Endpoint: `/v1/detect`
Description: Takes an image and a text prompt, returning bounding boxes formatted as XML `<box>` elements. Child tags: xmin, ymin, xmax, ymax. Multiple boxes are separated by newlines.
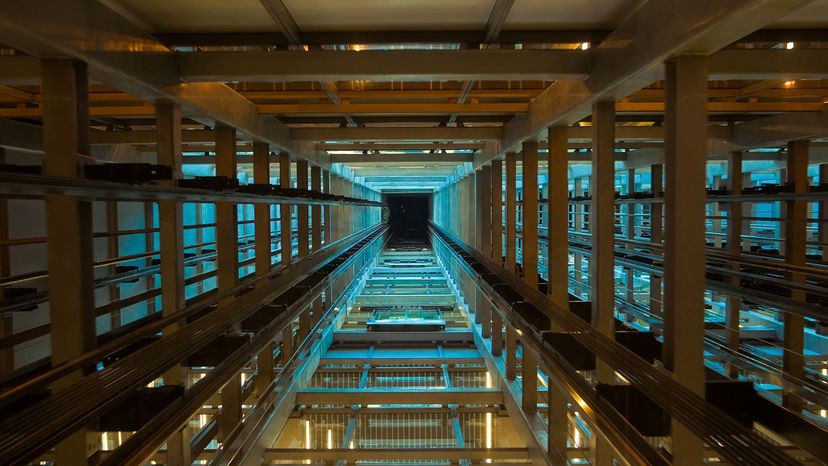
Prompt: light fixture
<box><xmin>784</xmin><ymin>80</ymin><xmax>796</xmax><ymax>88</ymax></box>
<box><xmin>327</xmin><ymin>429</ymin><xmax>333</xmax><ymax>449</ymax></box>
<box><xmin>580</xmin><ymin>42</ymin><xmax>590</xmax><ymax>51</ymax></box>
<box><xmin>786</xmin><ymin>41</ymin><xmax>795</xmax><ymax>50</ymax></box>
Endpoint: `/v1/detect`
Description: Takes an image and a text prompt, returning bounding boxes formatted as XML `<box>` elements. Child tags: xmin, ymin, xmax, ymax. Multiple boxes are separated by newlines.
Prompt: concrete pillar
<box><xmin>783</xmin><ymin>140</ymin><xmax>809</xmax><ymax>410</ymax></box>
<box><xmin>663</xmin><ymin>55</ymin><xmax>708</xmax><ymax>464</ymax></box>
<box><xmin>253</xmin><ymin>142</ymin><xmax>272</xmax><ymax>279</ymax></box>
<box><xmin>215</xmin><ymin>125</ymin><xmax>239</xmax><ymax>305</ymax></box>
<box><xmin>522</xmin><ymin>142</ymin><xmax>539</xmax><ymax>289</ymax></box>
<box><xmin>0</xmin><ymin>147</ymin><xmax>10</xmax><ymax>375</ymax></box>
<box><xmin>491</xmin><ymin>160</ymin><xmax>504</xmax><ymax>356</ymax></box>
<box><xmin>626</xmin><ymin>168</ymin><xmax>636</xmax><ymax>303</ymax></box>
<box><xmin>590</xmin><ymin>100</ymin><xmax>616</xmax><ymax>383</ymax></box>
<box><xmin>215</xmin><ymin>125</ymin><xmax>243</xmax><ymax>438</ymax></box>
<box><xmin>323</xmin><ymin>170</ymin><xmax>331</xmax><ymax>245</ymax></box>
<box><xmin>520</xmin><ymin>142</ymin><xmax>539</xmax><ymax>413</ymax></box>
<box><xmin>649</xmin><ymin>164</ymin><xmax>663</xmax><ymax>316</ymax></box>
<box><xmin>506</xmin><ymin>326</ymin><xmax>517</xmax><ymax>380</ymax></box>
<box><xmin>252</xmin><ymin>142</ymin><xmax>275</xmax><ymax>396</ymax></box>
<box><xmin>280</xmin><ymin>152</ymin><xmax>292</xmax><ymax>266</ymax></box>
<box><xmin>726</xmin><ymin>152</ymin><xmax>743</xmax><ymax>355</ymax></box>
<box><xmin>156</xmin><ymin>102</ymin><xmax>186</xmax><ymax>389</ymax></box>
<box><xmin>820</xmin><ymin>164</ymin><xmax>828</xmax><ymax>262</ymax></box>
<box><xmin>573</xmin><ymin>178</ymin><xmax>584</xmax><ymax>291</ymax></box>
<box><xmin>42</xmin><ymin>58</ymin><xmax>98</xmax><ymax>465</ymax></box>
<box><xmin>506</xmin><ymin>153</ymin><xmax>518</xmax><ymax>274</ymax></box>
<box><xmin>547</xmin><ymin>127</ymin><xmax>569</xmax><ymax>311</ymax></box>
<box><xmin>311</xmin><ymin>166</ymin><xmax>322</xmax><ymax>251</ymax></box>
<box><xmin>296</xmin><ymin>160</ymin><xmax>309</xmax><ymax>257</ymax></box>
<box><xmin>544</xmin><ymin>131</ymin><xmax>572</xmax><ymax>465</ymax></box>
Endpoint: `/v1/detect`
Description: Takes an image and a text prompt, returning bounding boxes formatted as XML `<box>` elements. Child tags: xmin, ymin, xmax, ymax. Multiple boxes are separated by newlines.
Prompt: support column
<box><xmin>522</xmin><ymin>142</ymin><xmax>539</xmax><ymax>289</ymax></box>
<box><xmin>296</xmin><ymin>160</ymin><xmax>309</xmax><ymax>258</ymax></box>
<box><xmin>505</xmin><ymin>153</ymin><xmax>517</xmax><ymax>274</ymax></box>
<box><xmin>0</xmin><ymin>148</ymin><xmax>10</xmax><ymax>375</ymax></box>
<box><xmin>280</xmin><ymin>152</ymin><xmax>292</xmax><ymax>266</ymax></box>
<box><xmin>590</xmin><ymin>101</ymin><xmax>616</xmax><ymax>383</ymax></box>
<box><xmin>323</xmin><ymin>170</ymin><xmax>331</xmax><ymax>246</ymax></box>
<box><xmin>157</xmin><ymin>102</ymin><xmax>185</xmax><ymax>390</ymax></box>
<box><xmin>820</xmin><ymin>164</ymin><xmax>828</xmax><ymax>262</ymax></box>
<box><xmin>649</xmin><ymin>164</ymin><xmax>663</xmax><ymax>316</ymax></box>
<box><xmin>726</xmin><ymin>152</ymin><xmax>743</xmax><ymax>355</ymax></box>
<box><xmin>663</xmin><ymin>55</ymin><xmax>708</xmax><ymax>464</ymax></box>
<box><xmin>215</xmin><ymin>125</ymin><xmax>242</xmax><ymax>441</ymax></box>
<box><xmin>546</xmin><ymin>127</ymin><xmax>570</xmax><ymax>464</ymax></box>
<box><xmin>520</xmin><ymin>142</ymin><xmax>539</xmax><ymax>413</ymax></box>
<box><xmin>783</xmin><ymin>140</ymin><xmax>809</xmax><ymax>410</ymax></box>
<box><xmin>480</xmin><ymin>165</ymin><xmax>492</xmax><ymax>337</ymax></box>
<box><xmin>625</xmin><ymin>168</ymin><xmax>636</xmax><ymax>304</ymax></box>
<box><xmin>253</xmin><ymin>142</ymin><xmax>275</xmax><ymax>397</ymax></box>
<box><xmin>43</xmin><ymin>58</ymin><xmax>98</xmax><ymax>465</ymax></box>
<box><xmin>547</xmin><ymin>127</ymin><xmax>569</xmax><ymax>311</ymax></box>
<box><xmin>573</xmin><ymin>178</ymin><xmax>584</xmax><ymax>292</ymax></box>
<box><xmin>311</xmin><ymin>166</ymin><xmax>322</xmax><ymax>251</ymax></box>
<box><xmin>491</xmin><ymin>160</ymin><xmax>503</xmax><ymax>356</ymax></box>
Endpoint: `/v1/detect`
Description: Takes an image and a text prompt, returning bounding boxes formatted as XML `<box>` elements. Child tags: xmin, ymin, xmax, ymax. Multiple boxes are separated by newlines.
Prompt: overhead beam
<box><xmin>0</xmin><ymin>0</ymin><xmax>330</xmax><ymax>167</ymax></box>
<box><xmin>492</xmin><ymin>0</ymin><xmax>816</xmax><ymax>167</ymax></box>
<box><xmin>291</xmin><ymin>127</ymin><xmax>502</xmax><ymax>142</ymax></box>
<box><xmin>178</xmin><ymin>50</ymin><xmax>590</xmax><ymax>82</ymax></box>
<box><xmin>727</xmin><ymin>108</ymin><xmax>828</xmax><ymax>149</ymax></box>
<box><xmin>320</xmin><ymin>142</ymin><xmax>485</xmax><ymax>151</ymax></box>
<box><xmin>330</xmin><ymin>153</ymin><xmax>473</xmax><ymax>164</ymax></box>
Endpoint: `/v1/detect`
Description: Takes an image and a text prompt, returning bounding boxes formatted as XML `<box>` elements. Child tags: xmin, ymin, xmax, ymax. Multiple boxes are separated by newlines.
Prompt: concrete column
<box><xmin>0</xmin><ymin>148</ymin><xmax>10</xmax><ymax>375</ymax></box>
<box><xmin>311</xmin><ymin>166</ymin><xmax>322</xmax><ymax>251</ymax></box>
<box><xmin>820</xmin><ymin>164</ymin><xmax>828</xmax><ymax>262</ymax></box>
<box><xmin>522</xmin><ymin>142</ymin><xmax>539</xmax><ymax>289</ymax></box>
<box><xmin>573</xmin><ymin>178</ymin><xmax>584</xmax><ymax>291</ymax></box>
<box><xmin>726</xmin><ymin>152</ymin><xmax>743</xmax><ymax>355</ymax></box>
<box><xmin>480</xmin><ymin>166</ymin><xmax>492</xmax><ymax>337</ymax></box>
<box><xmin>663</xmin><ymin>56</ymin><xmax>708</xmax><ymax>464</ymax></box>
<box><xmin>323</xmin><ymin>170</ymin><xmax>331</xmax><ymax>245</ymax></box>
<box><xmin>547</xmin><ymin>127</ymin><xmax>569</xmax><ymax>310</ymax></box>
<box><xmin>296</xmin><ymin>160</ymin><xmax>309</xmax><ymax>257</ymax></box>
<box><xmin>520</xmin><ymin>142</ymin><xmax>539</xmax><ymax>413</ymax></box>
<box><xmin>783</xmin><ymin>140</ymin><xmax>809</xmax><ymax>410</ymax></box>
<box><xmin>590</xmin><ymin>101</ymin><xmax>616</xmax><ymax>383</ymax></box>
<box><xmin>156</xmin><ymin>102</ymin><xmax>186</xmax><ymax>389</ymax></box>
<box><xmin>649</xmin><ymin>164</ymin><xmax>663</xmax><ymax>316</ymax></box>
<box><xmin>280</xmin><ymin>152</ymin><xmax>292</xmax><ymax>266</ymax></box>
<box><xmin>506</xmin><ymin>326</ymin><xmax>517</xmax><ymax>380</ymax></box>
<box><xmin>252</xmin><ymin>142</ymin><xmax>275</xmax><ymax>396</ymax></box>
<box><xmin>215</xmin><ymin>125</ymin><xmax>243</xmax><ymax>438</ymax></box>
<box><xmin>253</xmin><ymin>142</ymin><xmax>272</xmax><ymax>280</ymax></box>
<box><xmin>215</xmin><ymin>125</ymin><xmax>239</xmax><ymax>305</ymax></box>
<box><xmin>711</xmin><ymin>175</ymin><xmax>724</xmax><ymax>248</ymax></box>
<box><xmin>626</xmin><ymin>168</ymin><xmax>636</xmax><ymax>303</ymax></box>
<box><xmin>42</xmin><ymin>58</ymin><xmax>98</xmax><ymax>465</ymax></box>
<box><xmin>491</xmin><ymin>160</ymin><xmax>503</xmax><ymax>356</ymax></box>
<box><xmin>506</xmin><ymin>153</ymin><xmax>518</xmax><ymax>274</ymax></box>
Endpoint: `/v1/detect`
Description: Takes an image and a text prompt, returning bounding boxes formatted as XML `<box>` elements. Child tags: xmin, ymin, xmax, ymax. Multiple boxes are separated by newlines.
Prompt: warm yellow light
<box><xmin>573</xmin><ymin>426</ymin><xmax>581</xmax><ymax>447</ymax></box>
<box><xmin>485</xmin><ymin>372</ymin><xmax>492</xmax><ymax>388</ymax></box>
<box><xmin>349</xmin><ymin>440</ymin><xmax>355</xmax><ymax>449</ymax></box>
<box><xmin>327</xmin><ymin>429</ymin><xmax>333</xmax><ymax>449</ymax></box>
<box><xmin>305</xmin><ymin>420</ymin><xmax>311</xmax><ymax>449</ymax></box>
<box><xmin>786</xmin><ymin>41</ymin><xmax>795</xmax><ymax>50</ymax></box>
<box><xmin>485</xmin><ymin>412</ymin><xmax>493</xmax><ymax>449</ymax></box>
<box><xmin>784</xmin><ymin>80</ymin><xmax>796</xmax><ymax>87</ymax></box>
<box><xmin>580</xmin><ymin>42</ymin><xmax>590</xmax><ymax>51</ymax></box>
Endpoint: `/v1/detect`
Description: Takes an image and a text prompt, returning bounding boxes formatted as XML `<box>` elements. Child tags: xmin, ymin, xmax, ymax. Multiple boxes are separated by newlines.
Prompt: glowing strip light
<box><xmin>305</xmin><ymin>420</ymin><xmax>311</xmax><ymax>449</ymax></box>
<box><xmin>327</xmin><ymin>429</ymin><xmax>333</xmax><ymax>449</ymax></box>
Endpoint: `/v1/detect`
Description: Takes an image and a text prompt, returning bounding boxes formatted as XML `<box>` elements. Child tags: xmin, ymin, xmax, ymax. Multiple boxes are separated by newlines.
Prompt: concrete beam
<box><xmin>494</xmin><ymin>0</ymin><xmax>815</xmax><ymax>165</ymax></box>
<box><xmin>330</xmin><ymin>153</ymin><xmax>473</xmax><ymax>164</ymax></box>
<box><xmin>292</xmin><ymin>126</ymin><xmax>502</xmax><ymax>142</ymax></box>
<box><xmin>178</xmin><ymin>49</ymin><xmax>589</xmax><ymax>83</ymax></box>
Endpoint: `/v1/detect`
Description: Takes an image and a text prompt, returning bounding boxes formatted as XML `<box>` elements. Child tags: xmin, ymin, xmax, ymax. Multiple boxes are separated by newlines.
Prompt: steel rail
<box><xmin>430</xmin><ymin>223</ymin><xmax>801</xmax><ymax>465</ymax></box>
<box><xmin>0</xmin><ymin>223</ymin><xmax>381</xmax><ymax>409</ymax></box>
<box><xmin>0</xmin><ymin>172</ymin><xmax>384</xmax><ymax>207</ymax></box>
<box><xmin>0</xmin><ymin>224</ymin><xmax>386</xmax><ymax>465</ymax></box>
<box><xmin>98</xmin><ymin>227</ymin><xmax>387</xmax><ymax>466</ymax></box>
